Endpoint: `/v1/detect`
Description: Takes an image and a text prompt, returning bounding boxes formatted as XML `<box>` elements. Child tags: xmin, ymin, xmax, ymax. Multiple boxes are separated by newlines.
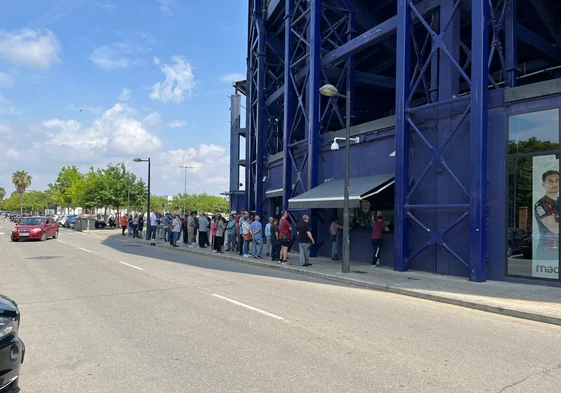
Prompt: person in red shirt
<box><xmin>371</xmin><ymin>215</ymin><xmax>389</xmax><ymax>266</ymax></box>
<box><xmin>279</xmin><ymin>210</ymin><xmax>292</xmax><ymax>265</ymax></box>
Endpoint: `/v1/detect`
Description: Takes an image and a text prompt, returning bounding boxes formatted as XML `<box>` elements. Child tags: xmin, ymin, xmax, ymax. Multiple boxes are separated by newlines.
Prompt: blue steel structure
<box><xmin>232</xmin><ymin>0</ymin><xmax>561</xmax><ymax>283</ymax></box>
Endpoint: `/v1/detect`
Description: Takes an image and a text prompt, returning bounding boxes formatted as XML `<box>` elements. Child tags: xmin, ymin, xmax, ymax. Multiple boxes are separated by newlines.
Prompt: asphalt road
<box><xmin>1</xmin><ymin>221</ymin><xmax>560</xmax><ymax>393</ymax></box>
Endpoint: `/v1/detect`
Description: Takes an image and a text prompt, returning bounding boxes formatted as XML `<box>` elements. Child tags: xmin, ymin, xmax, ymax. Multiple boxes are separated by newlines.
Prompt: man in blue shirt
<box><xmin>250</xmin><ymin>215</ymin><xmax>263</xmax><ymax>258</ymax></box>
<box><xmin>264</xmin><ymin>216</ymin><xmax>273</xmax><ymax>256</ymax></box>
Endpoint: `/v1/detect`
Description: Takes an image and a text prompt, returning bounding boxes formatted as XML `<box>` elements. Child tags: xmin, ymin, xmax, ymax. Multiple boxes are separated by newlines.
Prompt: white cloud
<box><xmin>143</xmin><ymin>112</ymin><xmax>161</xmax><ymax>128</ymax></box>
<box><xmin>0</xmin><ymin>124</ymin><xmax>12</xmax><ymax>135</ymax></box>
<box><xmin>0</xmin><ymin>72</ymin><xmax>14</xmax><ymax>88</ymax></box>
<box><xmin>168</xmin><ymin>120</ymin><xmax>186</xmax><ymax>128</ymax></box>
<box><xmin>0</xmin><ymin>29</ymin><xmax>61</xmax><ymax>69</ymax></box>
<box><xmin>157</xmin><ymin>0</ymin><xmax>181</xmax><ymax>16</ymax></box>
<box><xmin>89</xmin><ymin>33</ymin><xmax>155</xmax><ymax>71</ymax></box>
<box><xmin>150</xmin><ymin>56</ymin><xmax>196</xmax><ymax>103</ymax></box>
<box><xmin>220</xmin><ymin>73</ymin><xmax>245</xmax><ymax>83</ymax></box>
<box><xmin>118</xmin><ymin>88</ymin><xmax>132</xmax><ymax>101</ymax></box>
<box><xmin>43</xmin><ymin>103</ymin><xmax>162</xmax><ymax>156</ymax></box>
<box><xmin>0</xmin><ymin>93</ymin><xmax>22</xmax><ymax>115</ymax></box>
<box><xmin>5</xmin><ymin>148</ymin><xmax>20</xmax><ymax>159</ymax></box>
<box><xmin>93</xmin><ymin>2</ymin><xmax>117</xmax><ymax>10</ymax></box>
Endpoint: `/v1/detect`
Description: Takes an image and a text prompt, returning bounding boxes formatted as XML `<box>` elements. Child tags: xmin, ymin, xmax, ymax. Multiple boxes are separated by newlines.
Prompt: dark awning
<box><xmin>288</xmin><ymin>173</ymin><xmax>394</xmax><ymax>209</ymax></box>
<box><xmin>265</xmin><ymin>189</ymin><xmax>283</xmax><ymax>198</ymax></box>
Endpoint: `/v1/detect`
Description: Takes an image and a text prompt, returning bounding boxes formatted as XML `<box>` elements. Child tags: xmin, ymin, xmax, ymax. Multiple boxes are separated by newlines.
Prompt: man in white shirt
<box><xmin>171</xmin><ymin>214</ymin><xmax>181</xmax><ymax>247</ymax></box>
<box><xmin>150</xmin><ymin>211</ymin><xmax>158</xmax><ymax>240</ymax></box>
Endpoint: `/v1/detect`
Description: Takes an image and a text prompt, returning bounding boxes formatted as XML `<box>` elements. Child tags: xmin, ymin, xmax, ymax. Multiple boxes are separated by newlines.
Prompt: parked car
<box><xmin>507</xmin><ymin>228</ymin><xmax>527</xmax><ymax>257</ymax></box>
<box><xmin>11</xmin><ymin>216</ymin><xmax>60</xmax><ymax>241</ymax></box>
<box><xmin>0</xmin><ymin>294</ymin><xmax>25</xmax><ymax>393</ymax></box>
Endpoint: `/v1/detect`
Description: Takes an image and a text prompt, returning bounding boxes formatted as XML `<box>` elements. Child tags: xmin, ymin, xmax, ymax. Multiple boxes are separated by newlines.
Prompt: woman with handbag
<box><xmin>242</xmin><ymin>216</ymin><xmax>252</xmax><ymax>257</ymax></box>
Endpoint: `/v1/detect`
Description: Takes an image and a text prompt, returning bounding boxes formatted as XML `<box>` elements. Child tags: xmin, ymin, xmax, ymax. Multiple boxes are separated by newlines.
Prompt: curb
<box><xmin>120</xmin><ymin>237</ymin><xmax>561</xmax><ymax>327</ymax></box>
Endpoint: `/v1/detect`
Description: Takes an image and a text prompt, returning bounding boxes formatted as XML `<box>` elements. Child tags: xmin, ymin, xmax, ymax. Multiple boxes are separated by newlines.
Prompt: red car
<box><xmin>11</xmin><ymin>216</ymin><xmax>60</xmax><ymax>242</ymax></box>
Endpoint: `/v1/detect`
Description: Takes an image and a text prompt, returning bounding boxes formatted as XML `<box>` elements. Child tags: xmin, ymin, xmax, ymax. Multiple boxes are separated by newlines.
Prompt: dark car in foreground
<box><xmin>11</xmin><ymin>216</ymin><xmax>59</xmax><ymax>242</ymax></box>
<box><xmin>0</xmin><ymin>295</ymin><xmax>25</xmax><ymax>393</ymax></box>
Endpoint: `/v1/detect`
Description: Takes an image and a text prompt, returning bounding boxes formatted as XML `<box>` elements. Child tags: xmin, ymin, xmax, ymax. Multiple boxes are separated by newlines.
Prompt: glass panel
<box><xmin>508</xmin><ymin>109</ymin><xmax>559</xmax><ymax>154</ymax></box>
<box><xmin>507</xmin><ymin>155</ymin><xmax>559</xmax><ymax>279</ymax></box>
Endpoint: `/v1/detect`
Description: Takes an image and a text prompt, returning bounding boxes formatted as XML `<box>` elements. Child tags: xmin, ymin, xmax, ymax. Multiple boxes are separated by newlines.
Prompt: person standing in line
<box><xmin>127</xmin><ymin>214</ymin><xmax>133</xmax><ymax>236</ymax></box>
<box><xmin>226</xmin><ymin>214</ymin><xmax>236</xmax><ymax>251</ymax></box>
<box><xmin>241</xmin><ymin>214</ymin><xmax>252</xmax><ymax>257</ymax></box>
<box><xmin>238</xmin><ymin>211</ymin><xmax>247</xmax><ymax>255</ymax></box>
<box><xmin>371</xmin><ymin>215</ymin><xmax>389</xmax><ymax>266</ymax></box>
<box><xmin>193</xmin><ymin>213</ymin><xmax>199</xmax><ymax>246</ymax></box>
<box><xmin>132</xmin><ymin>213</ymin><xmax>139</xmax><ymax>238</ymax></box>
<box><xmin>214</xmin><ymin>213</ymin><xmax>226</xmax><ymax>253</ymax></box>
<box><xmin>149</xmin><ymin>211</ymin><xmax>158</xmax><ymax>240</ymax></box>
<box><xmin>265</xmin><ymin>217</ymin><xmax>273</xmax><ymax>256</ymax></box>
<box><xmin>251</xmin><ymin>215</ymin><xmax>263</xmax><ymax>258</ymax></box>
<box><xmin>182</xmin><ymin>213</ymin><xmax>189</xmax><ymax>244</ymax></box>
<box><xmin>198</xmin><ymin>213</ymin><xmax>209</xmax><ymax>248</ymax></box>
<box><xmin>187</xmin><ymin>211</ymin><xmax>196</xmax><ymax>247</ymax></box>
<box><xmin>270</xmin><ymin>218</ymin><xmax>280</xmax><ymax>262</ymax></box>
<box><xmin>137</xmin><ymin>213</ymin><xmax>144</xmax><ymax>239</ymax></box>
<box><xmin>210</xmin><ymin>215</ymin><xmax>217</xmax><ymax>251</ymax></box>
<box><xmin>297</xmin><ymin>215</ymin><xmax>315</xmax><ymax>266</ymax></box>
<box><xmin>279</xmin><ymin>210</ymin><xmax>292</xmax><ymax>265</ymax></box>
<box><xmin>163</xmin><ymin>212</ymin><xmax>170</xmax><ymax>242</ymax></box>
<box><xmin>120</xmin><ymin>214</ymin><xmax>128</xmax><ymax>236</ymax></box>
<box><xmin>330</xmin><ymin>218</ymin><xmax>344</xmax><ymax>260</ymax></box>
<box><xmin>171</xmin><ymin>214</ymin><xmax>181</xmax><ymax>247</ymax></box>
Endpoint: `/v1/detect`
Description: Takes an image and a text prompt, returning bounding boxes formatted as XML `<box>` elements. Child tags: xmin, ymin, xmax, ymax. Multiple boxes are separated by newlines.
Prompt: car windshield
<box><xmin>20</xmin><ymin>218</ymin><xmax>45</xmax><ymax>226</ymax></box>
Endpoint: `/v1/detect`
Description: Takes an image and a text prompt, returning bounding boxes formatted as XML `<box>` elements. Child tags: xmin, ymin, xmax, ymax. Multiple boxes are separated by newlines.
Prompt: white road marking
<box><xmin>57</xmin><ymin>240</ymin><xmax>66</xmax><ymax>244</ymax></box>
<box><xmin>78</xmin><ymin>247</ymin><xmax>91</xmax><ymax>253</ymax></box>
<box><xmin>0</xmin><ymin>232</ymin><xmax>5</xmax><ymax>235</ymax></box>
<box><xmin>212</xmin><ymin>294</ymin><xmax>284</xmax><ymax>320</ymax></box>
<box><xmin>119</xmin><ymin>261</ymin><xmax>144</xmax><ymax>271</ymax></box>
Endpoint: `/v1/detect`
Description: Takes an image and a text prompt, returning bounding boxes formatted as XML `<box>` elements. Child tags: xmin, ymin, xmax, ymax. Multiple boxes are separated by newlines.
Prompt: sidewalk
<box><xmin>103</xmin><ymin>231</ymin><xmax>561</xmax><ymax>326</ymax></box>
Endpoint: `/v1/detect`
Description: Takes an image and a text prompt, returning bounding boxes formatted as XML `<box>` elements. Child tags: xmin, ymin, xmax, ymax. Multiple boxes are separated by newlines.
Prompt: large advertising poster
<box><xmin>532</xmin><ymin>155</ymin><xmax>560</xmax><ymax>279</ymax></box>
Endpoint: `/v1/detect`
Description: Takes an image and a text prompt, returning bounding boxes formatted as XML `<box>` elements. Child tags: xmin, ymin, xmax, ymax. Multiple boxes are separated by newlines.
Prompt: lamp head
<box><xmin>330</xmin><ymin>141</ymin><xmax>340</xmax><ymax>151</ymax></box>
<box><xmin>319</xmin><ymin>84</ymin><xmax>339</xmax><ymax>97</ymax></box>
<box><xmin>133</xmin><ymin>158</ymin><xmax>142</xmax><ymax>162</ymax></box>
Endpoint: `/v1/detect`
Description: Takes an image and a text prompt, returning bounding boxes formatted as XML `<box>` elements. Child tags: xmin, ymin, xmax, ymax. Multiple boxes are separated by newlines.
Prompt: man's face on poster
<box><xmin>543</xmin><ymin>173</ymin><xmax>560</xmax><ymax>194</ymax></box>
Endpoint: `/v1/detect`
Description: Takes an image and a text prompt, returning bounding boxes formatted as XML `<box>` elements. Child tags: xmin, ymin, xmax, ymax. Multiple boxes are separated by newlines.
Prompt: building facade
<box><xmin>229</xmin><ymin>0</ymin><xmax>561</xmax><ymax>286</ymax></box>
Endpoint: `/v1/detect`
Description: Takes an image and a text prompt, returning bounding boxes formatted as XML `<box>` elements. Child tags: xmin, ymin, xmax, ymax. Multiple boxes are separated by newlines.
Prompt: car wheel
<box><xmin>507</xmin><ymin>246</ymin><xmax>512</xmax><ymax>257</ymax></box>
<box><xmin>41</xmin><ymin>232</ymin><xmax>47</xmax><ymax>241</ymax></box>
<box><xmin>53</xmin><ymin>230</ymin><xmax>59</xmax><ymax>239</ymax></box>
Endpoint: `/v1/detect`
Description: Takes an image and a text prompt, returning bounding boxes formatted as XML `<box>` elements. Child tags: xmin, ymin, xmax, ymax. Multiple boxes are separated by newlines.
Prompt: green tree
<box><xmin>51</xmin><ymin>166</ymin><xmax>85</xmax><ymax>209</ymax></box>
<box><xmin>1</xmin><ymin>194</ymin><xmax>20</xmax><ymax>212</ymax></box>
<box><xmin>0</xmin><ymin>187</ymin><xmax>5</xmax><ymax>202</ymax></box>
<box><xmin>12</xmin><ymin>170</ymin><xmax>32</xmax><ymax>214</ymax></box>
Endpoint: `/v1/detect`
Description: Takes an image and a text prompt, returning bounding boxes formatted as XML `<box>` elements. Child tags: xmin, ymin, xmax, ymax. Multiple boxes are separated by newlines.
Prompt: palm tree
<box><xmin>12</xmin><ymin>171</ymin><xmax>32</xmax><ymax>214</ymax></box>
<box><xmin>0</xmin><ymin>187</ymin><xmax>5</xmax><ymax>202</ymax></box>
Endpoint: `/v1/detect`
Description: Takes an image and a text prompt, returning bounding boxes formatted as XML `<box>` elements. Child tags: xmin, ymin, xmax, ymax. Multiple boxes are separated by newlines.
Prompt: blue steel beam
<box><xmin>516</xmin><ymin>23</ymin><xmax>561</xmax><ymax>64</ymax></box>
<box><xmin>282</xmin><ymin>0</ymin><xmax>294</xmax><ymax>212</ymax></box>
<box><xmin>469</xmin><ymin>0</ymin><xmax>489</xmax><ymax>282</ymax></box>
<box><xmin>306</xmin><ymin>0</ymin><xmax>321</xmax><ymax>257</ymax></box>
<box><xmin>394</xmin><ymin>0</ymin><xmax>411</xmax><ymax>272</ymax></box>
<box><xmin>322</xmin><ymin>0</ymin><xmax>441</xmax><ymax>67</ymax></box>
<box><xmin>505</xmin><ymin>0</ymin><xmax>517</xmax><ymax>87</ymax></box>
<box><xmin>255</xmin><ymin>1</ymin><xmax>266</xmax><ymax>217</ymax></box>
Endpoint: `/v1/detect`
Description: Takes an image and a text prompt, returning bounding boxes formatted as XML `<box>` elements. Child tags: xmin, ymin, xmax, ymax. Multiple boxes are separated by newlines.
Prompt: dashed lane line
<box><xmin>78</xmin><ymin>247</ymin><xmax>91</xmax><ymax>253</ymax></box>
<box><xmin>212</xmin><ymin>294</ymin><xmax>284</xmax><ymax>320</ymax></box>
<box><xmin>56</xmin><ymin>240</ymin><xmax>66</xmax><ymax>244</ymax></box>
<box><xmin>119</xmin><ymin>261</ymin><xmax>144</xmax><ymax>271</ymax></box>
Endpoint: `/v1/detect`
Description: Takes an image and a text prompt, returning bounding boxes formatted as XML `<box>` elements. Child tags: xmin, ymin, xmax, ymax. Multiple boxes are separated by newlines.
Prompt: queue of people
<box><xmin>118</xmin><ymin>209</ymin><xmax>390</xmax><ymax>268</ymax></box>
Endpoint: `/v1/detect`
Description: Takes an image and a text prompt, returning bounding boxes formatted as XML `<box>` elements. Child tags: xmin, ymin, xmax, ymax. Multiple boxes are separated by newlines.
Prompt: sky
<box><xmin>0</xmin><ymin>0</ymin><xmax>248</xmax><ymax>197</ymax></box>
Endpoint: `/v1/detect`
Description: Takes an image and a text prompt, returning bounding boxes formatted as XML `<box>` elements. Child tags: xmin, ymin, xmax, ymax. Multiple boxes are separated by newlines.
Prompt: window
<box><xmin>507</xmin><ymin>109</ymin><xmax>560</xmax><ymax>280</ymax></box>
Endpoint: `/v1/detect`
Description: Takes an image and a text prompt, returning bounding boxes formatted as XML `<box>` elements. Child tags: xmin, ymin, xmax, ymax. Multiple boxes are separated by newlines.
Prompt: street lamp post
<box><xmin>179</xmin><ymin>165</ymin><xmax>193</xmax><ymax>215</ymax></box>
<box><xmin>134</xmin><ymin>157</ymin><xmax>151</xmax><ymax>241</ymax></box>
<box><xmin>319</xmin><ymin>83</ymin><xmax>356</xmax><ymax>273</ymax></box>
